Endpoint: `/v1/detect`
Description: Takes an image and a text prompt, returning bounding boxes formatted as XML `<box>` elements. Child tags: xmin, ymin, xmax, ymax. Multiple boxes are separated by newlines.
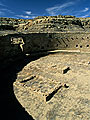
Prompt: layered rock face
<box><xmin>15</xmin><ymin>15</ymin><xmax>90</xmax><ymax>32</ymax></box>
<box><xmin>1</xmin><ymin>15</ymin><xmax>90</xmax><ymax>32</ymax></box>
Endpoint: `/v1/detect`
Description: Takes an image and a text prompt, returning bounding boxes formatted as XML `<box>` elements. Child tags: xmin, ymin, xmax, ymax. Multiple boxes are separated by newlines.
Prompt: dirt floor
<box><xmin>14</xmin><ymin>52</ymin><xmax>90</xmax><ymax>120</ymax></box>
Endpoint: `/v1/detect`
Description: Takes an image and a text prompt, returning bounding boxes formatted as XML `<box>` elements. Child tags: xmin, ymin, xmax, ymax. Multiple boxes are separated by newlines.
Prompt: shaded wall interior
<box><xmin>1</xmin><ymin>33</ymin><xmax>90</xmax><ymax>61</ymax></box>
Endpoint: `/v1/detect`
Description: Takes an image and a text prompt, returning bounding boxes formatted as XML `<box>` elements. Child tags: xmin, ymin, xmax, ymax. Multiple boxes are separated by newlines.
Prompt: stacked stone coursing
<box><xmin>1</xmin><ymin>15</ymin><xmax>90</xmax><ymax>68</ymax></box>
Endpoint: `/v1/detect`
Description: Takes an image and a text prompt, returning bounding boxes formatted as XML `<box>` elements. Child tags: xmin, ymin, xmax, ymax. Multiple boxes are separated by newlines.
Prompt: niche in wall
<box><xmin>80</xmin><ymin>45</ymin><xmax>82</xmax><ymax>48</ymax></box>
<box><xmin>86</xmin><ymin>45</ymin><xmax>89</xmax><ymax>48</ymax></box>
<box><xmin>76</xmin><ymin>45</ymin><xmax>78</xmax><ymax>48</ymax></box>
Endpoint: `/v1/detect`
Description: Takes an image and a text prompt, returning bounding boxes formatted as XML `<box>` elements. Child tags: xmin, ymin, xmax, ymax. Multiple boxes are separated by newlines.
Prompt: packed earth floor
<box><xmin>14</xmin><ymin>52</ymin><xmax>90</xmax><ymax>120</ymax></box>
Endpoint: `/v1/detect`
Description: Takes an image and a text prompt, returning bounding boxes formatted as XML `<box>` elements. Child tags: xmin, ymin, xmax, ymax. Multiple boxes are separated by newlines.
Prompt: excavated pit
<box><xmin>13</xmin><ymin>52</ymin><xmax>90</xmax><ymax>120</ymax></box>
<box><xmin>1</xmin><ymin>16</ymin><xmax>90</xmax><ymax>120</ymax></box>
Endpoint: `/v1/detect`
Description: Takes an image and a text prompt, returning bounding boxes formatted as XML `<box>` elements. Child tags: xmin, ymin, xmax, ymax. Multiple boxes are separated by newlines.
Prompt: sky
<box><xmin>0</xmin><ymin>0</ymin><xmax>90</xmax><ymax>19</ymax></box>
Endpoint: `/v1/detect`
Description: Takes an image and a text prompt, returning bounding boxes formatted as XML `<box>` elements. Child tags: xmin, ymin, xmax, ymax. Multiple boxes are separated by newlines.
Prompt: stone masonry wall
<box><xmin>1</xmin><ymin>32</ymin><xmax>90</xmax><ymax>61</ymax></box>
<box><xmin>1</xmin><ymin>32</ymin><xmax>90</xmax><ymax>69</ymax></box>
<box><xmin>23</xmin><ymin>33</ymin><xmax>90</xmax><ymax>53</ymax></box>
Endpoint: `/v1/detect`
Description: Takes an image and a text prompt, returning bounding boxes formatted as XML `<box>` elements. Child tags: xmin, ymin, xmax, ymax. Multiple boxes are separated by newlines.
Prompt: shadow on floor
<box><xmin>0</xmin><ymin>53</ymin><xmax>49</xmax><ymax>120</ymax></box>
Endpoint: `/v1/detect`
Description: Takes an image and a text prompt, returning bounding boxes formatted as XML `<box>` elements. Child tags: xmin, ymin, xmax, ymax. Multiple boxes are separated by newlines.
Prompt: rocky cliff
<box><xmin>1</xmin><ymin>15</ymin><xmax>90</xmax><ymax>33</ymax></box>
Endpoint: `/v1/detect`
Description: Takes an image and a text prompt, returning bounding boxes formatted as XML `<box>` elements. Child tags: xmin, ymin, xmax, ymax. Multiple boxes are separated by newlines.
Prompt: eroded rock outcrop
<box><xmin>1</xmin><ymin>15</ymin><xmax>90</xmax><ymax>33</ymax></box>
